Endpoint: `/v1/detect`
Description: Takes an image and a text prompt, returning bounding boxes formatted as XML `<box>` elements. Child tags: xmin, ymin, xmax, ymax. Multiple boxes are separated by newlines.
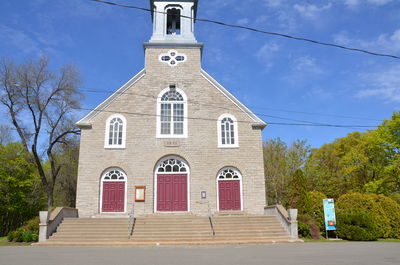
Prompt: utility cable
<box><xmin>87</xmin><ymin>0</ymin><xmax>400</xmax><ymax>60</ymax></box>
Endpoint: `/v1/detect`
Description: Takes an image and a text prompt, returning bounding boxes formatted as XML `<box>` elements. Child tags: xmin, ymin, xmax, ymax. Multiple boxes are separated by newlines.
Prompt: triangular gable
<box><xmin>76</xmin><ymin>69</ymin><xmax>146</xmax><ymax>128</ymax></box>
<box><xmin>200</xmin><ymin>69</ymin><xmax>267</xmax><ymax>128</ymax></box>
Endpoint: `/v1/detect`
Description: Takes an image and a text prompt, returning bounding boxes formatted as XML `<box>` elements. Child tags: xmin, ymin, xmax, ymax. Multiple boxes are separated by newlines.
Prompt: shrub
<box><xmin>298</xmin><ymin>215</ymin><xmax>321</xmax><ymax>240</ymax></box>
<box><xmin>336</xmin><ymin>193</ymin><xmax>391</xmax><ymax>238</ymax></box>
<box><xmin>298</xmin><ymin>221</ymin><xmax>311</xmax><ymax>238</ymax></box>
<box><xmin>369</xmin><ymin>194</ymin><xmax>400</xmax><ymax>238</ymax></box>
<box><xmin>10</xmin><ymin>227</ymin><xmax>25</xmax><ymax>242</ymax></box>
<box><xmin>22</xmin><ymin>231</ymin><xmax>38</xmax><ymax>242</ymax></box>
<box><xmin>336</xmin><ymin>212</ymin><xmax>379</xmax><ymax>241</ymax></box>
<box><xmin>24</xmin><ymin>217</ymin><xmax>39</xmax><ymax>234</ymax></box>
<box><xmin>6</xmin><ymin>216</ymin><xmax>40</xmax><ymax>243</ymax></box>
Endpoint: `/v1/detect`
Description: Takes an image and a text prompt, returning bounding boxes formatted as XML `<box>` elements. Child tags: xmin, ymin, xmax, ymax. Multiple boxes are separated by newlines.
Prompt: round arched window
<box><xmin>102</xmin><ymin>169</ymin><xmax>126</xmax><ymax>181</ymax></box>
<box><xmin>157</xmin><ymin>158</ymin><xmax>188</xmax><ymax>173</ymax></box>
<box><xmin>217</xmin><ymin>168</ymin><xmax>241</xmax><ymax>180</ymax></box>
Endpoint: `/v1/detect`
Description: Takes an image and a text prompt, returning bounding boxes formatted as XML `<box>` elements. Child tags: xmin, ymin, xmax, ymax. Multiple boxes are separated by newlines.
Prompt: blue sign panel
<box><xmin>323</xmin><ymin>199</ymin><xmax>336</xmax><ymax>231</ymax></box>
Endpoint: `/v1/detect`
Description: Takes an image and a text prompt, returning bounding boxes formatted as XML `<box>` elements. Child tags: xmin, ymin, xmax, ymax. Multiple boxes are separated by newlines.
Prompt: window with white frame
<box><xmin>105</xmin><ymin>114</ymin><xmax>126</xmax><ymax>148</ymax></box>
<box><xmin>218</xmin><ymin>114</ymin><xmax>239</xmax><ymax>148</ymax></box>
<box><xmin>157</xmin><ymin>87</ymin><xmax>187</xmax><ymax>138</ymax></box>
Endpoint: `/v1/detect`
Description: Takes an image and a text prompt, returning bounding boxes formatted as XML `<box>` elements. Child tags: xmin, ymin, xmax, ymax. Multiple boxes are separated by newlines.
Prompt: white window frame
<box><xmin>156</xmin><ymin>87</ymin><xmax>188</xmax><ymax>138</ymax></box>
<box><xmin>216</xmin><ymin>167</ymin><xmax>243</xmax><ymax>212</ymax></box>
<box><xmin>99</xmin><ymin>168</ymin><xmax>128</xmax><ymax>214</ymax></box>
<box><xmin>104</xmin><ymin>114</ymin><xmax>127</xmax><ymax>149</ymax></box>
<box><xmin>217</xmin><ymin>114</ymin><xmax>239</xmax><ymax>148</ymax></box>
<box><xmin>153</xmin><ymin>156</ymin><xmax>191</xmax><ymax>213</ymax></box>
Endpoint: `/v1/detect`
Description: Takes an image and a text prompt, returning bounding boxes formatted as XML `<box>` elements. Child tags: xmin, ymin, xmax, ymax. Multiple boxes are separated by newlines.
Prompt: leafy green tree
<box><xmin>0</xmin><ymin>143</ymin><xmax>45</xmax><ymax>236</ymax></box>
<box><xmin>264</xmin><ymin>138</ymin><xmax>310</xmax><ymax>205</ymax></box>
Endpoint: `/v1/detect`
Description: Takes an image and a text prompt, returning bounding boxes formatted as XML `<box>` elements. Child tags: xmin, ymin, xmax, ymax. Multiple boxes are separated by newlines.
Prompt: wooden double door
<box><xmin>157</xmin><ymin>174</ymin><xmax>188</xmax><ymax>212</ymax></box>
<box><xmin>102</xmin><ymin>181</ymin><xmax>125</xmax><ymax>212</ymax></box>
<box><xmin>218</xmin><ymin>180</ymin><xmax>241</xmax><ymax>211</ymax></box>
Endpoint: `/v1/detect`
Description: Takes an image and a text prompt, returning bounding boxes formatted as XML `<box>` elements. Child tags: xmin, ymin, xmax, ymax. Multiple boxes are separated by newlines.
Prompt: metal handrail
<box><xmin>208</xmin><ymin>202</ymin><xmax>215</xmax><ymax>236</ymax></box>
<box><xmin>128</xmin><ymin>203</ymin><xmax>136</xmax><ymax>238</ymax></box>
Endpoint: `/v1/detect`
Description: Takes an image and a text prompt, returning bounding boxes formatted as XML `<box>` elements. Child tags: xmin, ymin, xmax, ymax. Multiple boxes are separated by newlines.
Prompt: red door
<box><xmin>102</xmin><ymin>182</ymin><xmax>125</xmax><ymax>212</ymax></box>
<box><xmin>157</xmin><ymin>174</ymin><xmax>188</xmax><ymax>211</ymax></box>
<box><xmin>218</xmin><ymin>180</ymin><xmax>241</xmax><ymax>211</ymax></box>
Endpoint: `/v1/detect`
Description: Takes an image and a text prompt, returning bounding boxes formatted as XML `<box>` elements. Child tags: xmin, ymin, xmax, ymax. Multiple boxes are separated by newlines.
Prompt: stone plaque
<box><xmin>164</xmin><ymin>140</ymin><xmax>180</xmax><ymax>147</ymax></box>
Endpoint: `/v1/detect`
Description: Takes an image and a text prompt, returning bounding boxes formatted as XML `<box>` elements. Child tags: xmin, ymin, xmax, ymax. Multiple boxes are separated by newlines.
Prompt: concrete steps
<box><xmin>40</xmin><ymin>213</ymin><xmax>300</xmax><ymax>245</ymax></box>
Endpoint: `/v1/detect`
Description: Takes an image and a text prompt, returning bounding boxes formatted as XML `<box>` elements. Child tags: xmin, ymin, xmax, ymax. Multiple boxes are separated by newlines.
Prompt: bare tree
<box><xmin>0</xmin><ymin>56</ymin><xmax>82</xmax><ymax>211</ymax></box>
<box><xmin>0</xmin><ymin>124</ymin><xmax>13</xmax><ymax>145</ymax></box>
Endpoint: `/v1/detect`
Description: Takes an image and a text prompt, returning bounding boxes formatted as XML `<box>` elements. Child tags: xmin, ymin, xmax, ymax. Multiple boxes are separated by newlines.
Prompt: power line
<box><xmin>75</xmin><ymin>106</ymin><xmax>381</xmax><ymax>129</ymax></box>
<box><xmin>87</xmin><ymin>0</ymin><xmax>400</xmax><ymax>60</ymax></box>
<box><xmin>78</xmin><ymin>87</ymin><xmax>378</xmax><ymax>128</ymax></box>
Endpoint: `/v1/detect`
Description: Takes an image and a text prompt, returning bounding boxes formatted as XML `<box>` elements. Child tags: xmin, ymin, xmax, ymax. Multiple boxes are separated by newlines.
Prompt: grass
<box><xmin>0</xmin><ymin>236</ymin><xmax>31</xmax><ymax>246</ymax></box>
<box><xmin>302</xmin><ymin>237</ymin><xmax>400</xmax><ymax>243</ymax></box>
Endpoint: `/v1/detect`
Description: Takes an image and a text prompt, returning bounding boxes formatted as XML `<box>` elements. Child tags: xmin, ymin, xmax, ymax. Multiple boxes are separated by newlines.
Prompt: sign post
<box><xmin>323</xmin><ymin>198</ymin><xmax>336</xmax><ymax>239</ymax></box>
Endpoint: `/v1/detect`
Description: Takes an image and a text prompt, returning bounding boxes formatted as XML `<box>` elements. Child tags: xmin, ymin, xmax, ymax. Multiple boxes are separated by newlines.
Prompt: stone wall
<box><xmin>76</xmin><ymin>47</ymin><xmax>265</xmax><ymax>217</ymax></box>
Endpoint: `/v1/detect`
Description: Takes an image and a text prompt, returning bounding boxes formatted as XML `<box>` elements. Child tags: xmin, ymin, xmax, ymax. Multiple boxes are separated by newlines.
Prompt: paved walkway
<box><xmin>1</xmin><ymin>243</ymin><xmax>399</xmax><ymax>265</ymax></box>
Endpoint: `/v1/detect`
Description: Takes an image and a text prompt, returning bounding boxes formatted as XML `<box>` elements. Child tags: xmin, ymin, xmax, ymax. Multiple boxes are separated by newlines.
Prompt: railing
<box><xmin>264</xmin><ymin>205</ymin><xmax>298</xmax><ymax>239</ymax></box>
<box><xmin>39</xmin><ymin>207</ymin><xmax>78</xmax><ymax>242</ymax></box>
<box><xmin>208</xmin><ymin>202</ymin><xmax>215</xmax><ymax>236</ymax></box>
<box><xmin>128</xmin><ymin>203</ymin><xmax>136</xmax><ymax>238</ymax></box>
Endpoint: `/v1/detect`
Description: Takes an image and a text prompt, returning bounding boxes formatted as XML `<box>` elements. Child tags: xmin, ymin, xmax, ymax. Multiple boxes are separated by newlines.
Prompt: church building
<box><xmin>75</xmin><ymin>0</ymin><xmax>266</xmax><ymax>218</ymax></box>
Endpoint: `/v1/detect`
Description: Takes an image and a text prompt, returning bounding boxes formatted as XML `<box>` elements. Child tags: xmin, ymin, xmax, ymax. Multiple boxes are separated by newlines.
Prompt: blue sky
<box><xmin>0</xmin><ymin>0</ymin><xmax>399</xmax><ymax>147</ymax></box>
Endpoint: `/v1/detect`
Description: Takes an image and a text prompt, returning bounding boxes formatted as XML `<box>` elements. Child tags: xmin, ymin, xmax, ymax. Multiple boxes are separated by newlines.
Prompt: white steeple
<box><xmin>149</xmin><ymin>0</ymin><xmax>198</xmax><ymax>43</ymax></box>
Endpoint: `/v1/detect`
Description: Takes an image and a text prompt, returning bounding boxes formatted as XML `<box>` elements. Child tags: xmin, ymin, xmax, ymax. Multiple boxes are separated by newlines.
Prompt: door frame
<box><xmin>99</xmin><ymin>168</ymin><xmax>127</xmax><ymax>214</ymax></box>
<box><xmin>216</xmin><ymin>167</ymin><xmax>243</xmax><ymax>212</ymax></box>
<box><xmin>154</xmin><ymin>156</ymin><xmax>190</xmax><ymax>213</ymax></box>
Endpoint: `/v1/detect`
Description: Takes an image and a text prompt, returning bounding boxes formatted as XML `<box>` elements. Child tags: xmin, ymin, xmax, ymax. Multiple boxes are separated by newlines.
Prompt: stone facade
<box><xmin>75</xmin><ymin>0</ymin><xmax>266</xmax><ymax>218</ymax></box>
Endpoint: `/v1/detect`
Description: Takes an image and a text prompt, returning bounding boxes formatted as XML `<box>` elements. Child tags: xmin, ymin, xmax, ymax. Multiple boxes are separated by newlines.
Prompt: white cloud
<box><xmin>264</xmin><ymin>0</ymin><xmax>286</xmax><ymax>8</ymax></box>
<box><xmin>357</xmin><ymin>65</ymin><xmax>400</xmax><ymax>102</ymax></box>
<box><xmin>343</xmin><ymin>0</ymin><xmax>393</xmax><ymax>7</ymax></box>
<box><xmin>292</xmin><ymin>56</ymin><xmax>324</xmax><ymax>74</ymax></box>
<box><xmin>0</xmin><ymin>25</ymin><xmax>42</xmax><ymax>55</ymax></box>
<box><xmin>237</xmin><ymin>18</ymin><xmax>249</xmax><ymax>25</ymax></box>
<box><xmin>293</xmin><ymin>3</ymin><xmax>332</xmax><ymax>20</ymax></box>
<box><xmin>334</xmin><ymin>29</ymin><xmax>400</xmax><ymax>53</ymax></box>
<box><xmin>256</xmin><ymin>41</ymin><xmax>280</xmax><ymax>71</ymax></box>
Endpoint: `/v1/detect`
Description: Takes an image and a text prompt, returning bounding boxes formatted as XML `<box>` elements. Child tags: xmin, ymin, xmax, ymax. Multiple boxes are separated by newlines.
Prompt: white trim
<box><xmin>99</xmin><ymin>168</ymin><xmax>128</xmax><ymax>214</ymax></box>
<box><xmin>216</xmin><ymin>167</ymin><xmax>243</xmax><ymax>212</ymax></box>
<box><xmin>217</xmin><ymin>113</ymin><xmax>239</xmax><ymax>148</ymax></box>
<box><xmin>153</xmin><ymin>156</ymin><xmax>191</xmax><ymax>213</ymax></box>
<box><xmin>104</xmin><ymin>114</ymin><xmax>127</xmax><ymax>149</ymax></box>
<box><xmin>158</xmin><ymin>50</ymin><xmax>187</xmax><ymax>67</ymax></box>
<box><xmin>200</xmin><ymin>69</ymin><xmax>266</xmax><ymax>127</ymax></box>
<box><xmin>156</xmin><ymin>87</ymin><xmax>188</xmax><ymax>138</ymax></box>
<box><xmin>76</xmin><ymin>69</ymin><xmax>146</xmax><ymax>127</ymax></box>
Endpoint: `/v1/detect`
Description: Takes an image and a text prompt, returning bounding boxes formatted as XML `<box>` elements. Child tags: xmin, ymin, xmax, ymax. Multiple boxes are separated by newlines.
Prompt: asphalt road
<box><xmin>0</xmin><ymin>243</ymin><xmax>399</xmax><ymax>265</ymax></box>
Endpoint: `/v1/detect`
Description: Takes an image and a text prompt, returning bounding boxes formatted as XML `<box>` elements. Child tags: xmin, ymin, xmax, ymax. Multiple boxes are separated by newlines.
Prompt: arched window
<box><xmin>218</xmin><ymin>114</ymin><xmax>239</xmax><ymax>148</ymax></box>
<box><xmin>157</xmin><ymin>87</ymin><xmax>187</xmax><ymax>138</ymax></box>
<box><xmin>105</xmin><ymin>114</ymin><xmax>126</xmax><ymax>148</ymax></box>
<box><xmin>166</xmin><ymin>7</ymin><xmax>181</xmax><ymax>35</ymax></box>
<box><xmin>157</xmin><ymin>157</ymin><xmax>188</xmax><ymax>173</ymax></box>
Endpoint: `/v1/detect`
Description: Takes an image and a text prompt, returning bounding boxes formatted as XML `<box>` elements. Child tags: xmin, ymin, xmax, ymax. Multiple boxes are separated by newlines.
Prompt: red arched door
<box><xmin>101</xmin><ymin>169</ymin><xmax>126</xmax><ymax>213</ymax></box>
<box><xmin>217</xmin><ymin>168</ymin><xmax>242</xmax><ymax>211</ymax></box>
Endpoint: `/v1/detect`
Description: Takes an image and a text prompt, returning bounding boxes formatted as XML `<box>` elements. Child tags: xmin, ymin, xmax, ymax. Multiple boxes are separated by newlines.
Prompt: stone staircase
<box><xmin>41</xmin><ymin>213</ymin><xmax>301</xmax><ymax>245</ymax></box>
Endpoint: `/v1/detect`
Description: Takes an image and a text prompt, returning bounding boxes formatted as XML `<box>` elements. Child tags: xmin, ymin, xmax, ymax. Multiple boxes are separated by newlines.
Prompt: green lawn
<box><xmin>303</xmin><ymin>237</ymin><xmax>400</xmax><ymax>243</ymax></box>
<box><xmin>0</xmin><ymin>237</ymin><xmax>31</xmax><ymax>246</ymax></box>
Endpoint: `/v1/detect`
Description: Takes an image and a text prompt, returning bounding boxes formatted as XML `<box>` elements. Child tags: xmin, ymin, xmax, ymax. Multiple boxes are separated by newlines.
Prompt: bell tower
<box><xmin>149</xmin><ymin>0</ymin><xmax>198</xmax><ymax>43</ymax></box>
